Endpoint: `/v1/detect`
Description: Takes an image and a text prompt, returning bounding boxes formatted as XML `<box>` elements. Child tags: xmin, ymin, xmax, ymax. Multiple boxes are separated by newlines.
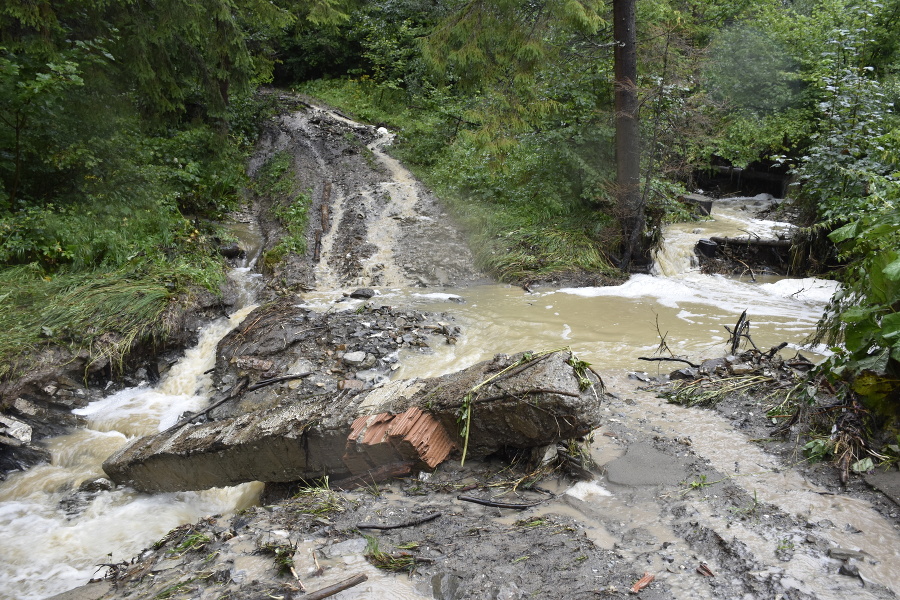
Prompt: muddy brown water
<box><xmin>1</xmin><ymin>110</ymin><xmax>897</xmax><ymax>600</ymax></box>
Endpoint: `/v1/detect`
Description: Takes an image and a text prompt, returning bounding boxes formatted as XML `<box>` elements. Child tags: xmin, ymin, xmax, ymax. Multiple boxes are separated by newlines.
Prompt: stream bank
<box><xmin>3</xmin><ymin>99</ymin><xmax>899</xmax><ymax>600</ymax></box>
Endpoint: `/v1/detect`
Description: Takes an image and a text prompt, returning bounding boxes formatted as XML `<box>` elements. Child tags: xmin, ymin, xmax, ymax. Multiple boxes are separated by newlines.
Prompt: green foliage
<box><xmin>290</xmin><ymin>479</ymin><xmax>346</xmax><ymax>516</ymax></box>
<box><xmin>168</xmin><ymin>532</ymin><xmax>211</xmax><ymax>557</ymax></box>
<box><xmin>257</xmin><ymin>541</ymin><xmax>297</xmax><ymax>576</ymax></box>
<box><xmin>705</xmin><ymin>24</ymin><xmax>803</xmax><ymax>116</ymax></box>
<box><xmin>254</xmin><ymin>151</ymin><xmax>311</xmax><ymax>265</ymax></box>
<box><xmin>0</xmin><ymin>244</ymin><xmax>225</xmax><ymax>380</ymax></box>
<box><xmin>364</xmin><ymin>535</ymin><xmax>417</xmax><ymax>572</ymax></box>
<box><xmin>793</xmin><ymin>18</ymin><xmax>900</xmax><ymax>414</ymax></box>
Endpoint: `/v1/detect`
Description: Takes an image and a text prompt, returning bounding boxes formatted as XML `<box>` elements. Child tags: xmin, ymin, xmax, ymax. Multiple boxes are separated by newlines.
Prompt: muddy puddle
<box><xmin>585</xmin><ymin>375</ymin><xmax>900</xmax><ymax>599</ymax></box>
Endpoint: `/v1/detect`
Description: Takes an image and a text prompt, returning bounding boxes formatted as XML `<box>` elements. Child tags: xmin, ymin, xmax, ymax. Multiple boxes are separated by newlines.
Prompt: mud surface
<box><xmin>248</xmin><ymin>95</ymin><xmax>486</xmax><ymax>296</ymax></box>
<box><xmin>60</xmin><ymin>376</ymin><xmax>900</xmax><ymax>600</ymax></box>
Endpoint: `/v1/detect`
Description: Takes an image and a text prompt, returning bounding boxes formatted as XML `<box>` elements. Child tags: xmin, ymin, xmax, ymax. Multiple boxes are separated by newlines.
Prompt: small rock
<box><xmin>730</xmin><ymin>363</ymin><xmax>756</xmax><ymax>375</ymax></box>
<box><xmin>828</xmin><ymin>547</ymin><xmax>866</xmax><ymax>561</ymax></box>
<box><xmin>219</xmin><ymin>242</ymin><xmax>244</xmax><ymax>259</ymax></box>
<box><xmin>699</xmin><ymin>358</ymin><xmax>726</xmax><ymax>375</ymax></box>
<box><xmin>349</xmin><ymin>288</ymin><xmax>376</xmax><ymax>299</ymax></box>
<box><xmin>343</xmin><ymin>351</ymin><xmax>367</xmax><ymax>366</ymax></box>
<box><xmin>12</xmin><ymin>397</ymin><xmax>41</xmax><ymax>417</ymax></box>
<box><xmin>669</xmin><ymin>368</ymin><xmax>699</xmax><ymax>380</ymax></box>
<box><xmin>338</xmin><ymin>379</ymin><xmax>364</xmax><ymax>391</ymax></box>
<box><xmin>79</xmin><ymin>477</ymin><xmax>115</xmax><ymax>493</ymax></box>
<box><xmin>232</xmin><ymin>356</ymin><xmax>275</xmax><ymax>372</ymax></box>
<box><xmin>838</xmin><ymin>560</ymin><xmax>860</xmax><ymax>578</ymax></box>
<box><xmin>0</xmin><ymin>415</ymin><xmax>32</xmax><ymax>445</ymax></box>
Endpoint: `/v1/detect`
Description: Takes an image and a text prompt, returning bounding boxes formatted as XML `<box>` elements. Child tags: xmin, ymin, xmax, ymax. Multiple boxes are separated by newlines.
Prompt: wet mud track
<box><xmin>250</xmin><ymin>98</ymin><xmax>484</xmax><ymax>294</ymax></box>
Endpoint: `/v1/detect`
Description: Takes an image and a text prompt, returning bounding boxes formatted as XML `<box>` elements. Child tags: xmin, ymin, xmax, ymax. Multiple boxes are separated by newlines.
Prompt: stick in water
<box><xmin>457</xmin><ymin>495</ymin><xmax>544</xmax><ymax>510</ymax></box>
<box><xmin>356</xmin><ymin>512</ymin><xmax>442</xmax><ymax>530</ymax></box>
<box><xmin>304</xmin><ymin>574</ymin><xmax>368</xmax><ymax>600</ymax></box>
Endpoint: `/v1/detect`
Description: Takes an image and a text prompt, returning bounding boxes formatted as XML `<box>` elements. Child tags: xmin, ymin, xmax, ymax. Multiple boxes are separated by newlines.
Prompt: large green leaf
<box><xmin>853</xmin><ymin>347</ymin><xmax>891</xmax><ymax>376</ymax></box>
<box><xmin>852</xmin><ymin>369</ymin><xmax>894</xmax><ymax>400</ymax></box>
<box><xmin>829</xmin><ymin>221</ymin><xmax>860</xmax><ymax>244</ymax></box>
<box><xmin>841</xmin><ymin>307</ymin><xmax>872</xmax><ymax>323</ymax></box>
<box><xmin>882</xmin><ymin>312</ymin><xmax>900</xmax><ymax>342</ymax></box>
<box><xmin>883</xmin><ymin>258</ymin><xmax>900</xmax><ymax>281</ymax></box>
<box><xmin>844</xmin><ymin>317</ymin><xmax>879</xmax><ymax>354</ymax></box>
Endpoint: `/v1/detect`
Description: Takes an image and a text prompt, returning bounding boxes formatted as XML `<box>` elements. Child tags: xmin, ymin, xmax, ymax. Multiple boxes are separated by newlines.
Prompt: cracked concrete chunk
<box><xmin>102</xmin><ymin>351</ymin><xmax>607</xmax><ymax>492</ymax></box>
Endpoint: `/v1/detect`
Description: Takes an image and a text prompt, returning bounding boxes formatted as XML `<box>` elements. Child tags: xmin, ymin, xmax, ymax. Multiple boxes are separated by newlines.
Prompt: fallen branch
<box><xmin>763</xmin><ymin>342</ymin><xmax>788</xmax><ymax>359</ymax></box>
<box><xmin>304</xmin><ymin>574</ymin><xmax>368</xmax><ymax>600</ymax></box>
<box><xmin>734</xmin><ymin>258</ymin><xmax>756</xmax><ymax>282</ymax></box>
<box><xmin>638</xmin><ymin>357</ymin><xmax>700</xmax><ymax>368</ymax></box>
<box><xmin>457</xmin><ymin>495</ymin><xmax>545</xmax><ymax>510</ymax></box>
<box><xmin>245</xmin><ymin>372</ymin><xmax>312</xmax><ymax>392</ymax></box>
<box><xmin>357</xmin><ymin>512</ymin><xmax>441</xmax><ymax>530</ymax></box>
<box><xmin>489</xmin><ymin>353</ymin><xmax>555</xmax><ymax>386</ymax></box>
<box><xmin>160</xmin><ymin>377</ymin><xmax>249</xmax><ymax>435</ymax></box>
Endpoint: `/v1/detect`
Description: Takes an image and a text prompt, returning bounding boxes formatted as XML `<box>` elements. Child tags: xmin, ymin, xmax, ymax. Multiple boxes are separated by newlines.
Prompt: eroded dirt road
<box><xmin>45</xmin><ymin>100</ymin><xmax>900</xmax><ymax>600</ymax></box>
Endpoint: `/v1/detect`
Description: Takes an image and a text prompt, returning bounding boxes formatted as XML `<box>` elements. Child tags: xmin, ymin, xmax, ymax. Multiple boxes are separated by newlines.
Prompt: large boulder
<box><xmin>102</xmin><ymin>351</ymin><xmax>606</xmax><ymax>492</ymax></box>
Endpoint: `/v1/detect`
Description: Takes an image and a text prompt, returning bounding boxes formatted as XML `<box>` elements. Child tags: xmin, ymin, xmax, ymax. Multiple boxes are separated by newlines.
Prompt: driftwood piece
<box><xmin>304</xmin><ymin>574</ymin><xmax>368</xmax><ymax>600</ymax></box>
<box><xmin>638</xmin><ymin>357</ymin><xmax>700</xmax><ymax>369</ymax></box>
<box><xmin>314</xmin><ymin>230</ymin><xmax>323</xmax><ymax>262</ymax></box>
<box><xmin>764</xmin><ymin>342</ymin><xmax>789</xmax><ymax>359</ymax></box>
<box><xmin>456</xmin><ymin>495</ymin><xmax>545</xmax><ymax>510</ymax></box>
<box><xmin>245</xmin><ymin>372</ymin><xmax>311</xmax><ymax>392</ymax></box>
<box><xmin>725</xmin><ymin>310</ymin><xmax>750</xmax><ymax>355</ymax></box>
<box><xmin>710</xmin><ymin>236</ymin><xmax>792</xmax><ymax>248</ymax></box>
<box><xmin>356</xmin><ymin>512</ymin><xmax>441</xmax><ymax>530</ymax></box>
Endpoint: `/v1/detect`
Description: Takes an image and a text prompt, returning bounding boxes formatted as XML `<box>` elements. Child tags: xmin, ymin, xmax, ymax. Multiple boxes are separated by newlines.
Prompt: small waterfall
<box><xmin>0</xmin><ymin>228</ymin><xmax>265</xmax><ymax>600</ymax></box>
<box><xmin>652</xmin><ymin>195</ymin><xmax>795</xmax><ymax>278</ymax></box>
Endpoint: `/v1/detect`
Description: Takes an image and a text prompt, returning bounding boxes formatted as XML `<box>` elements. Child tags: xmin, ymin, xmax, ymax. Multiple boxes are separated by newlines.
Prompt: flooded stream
<box><xmin>1</xmin><ymin>109</ymin><xmax>897</xmax><ymax>600</ymax></box>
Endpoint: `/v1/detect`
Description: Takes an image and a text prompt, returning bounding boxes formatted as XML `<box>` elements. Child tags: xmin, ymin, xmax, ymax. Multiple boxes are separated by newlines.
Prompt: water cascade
<box><xmin>0</xmin><ymin>254</ymin><xmax>263</xmax><ymax>600</ymax></box>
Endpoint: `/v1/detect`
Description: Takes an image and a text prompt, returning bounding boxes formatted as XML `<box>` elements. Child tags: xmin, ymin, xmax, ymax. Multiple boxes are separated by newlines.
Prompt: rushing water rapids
<box><xmin>1</xmin><ymin>109</ymin><xmax>898</xmax><ymax>600</ymax></box>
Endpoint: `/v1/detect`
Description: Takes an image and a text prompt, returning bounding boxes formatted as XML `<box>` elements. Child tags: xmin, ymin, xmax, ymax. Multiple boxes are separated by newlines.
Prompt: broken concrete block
<box><xmin>102</xmin><ymin>351</ymin><xmax>606</xmax><ymax>493</ymax></box>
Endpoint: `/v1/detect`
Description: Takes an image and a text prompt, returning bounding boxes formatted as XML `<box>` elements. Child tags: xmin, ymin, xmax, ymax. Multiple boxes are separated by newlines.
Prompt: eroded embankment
<box><xmin>250</xmin><ymin>99</ymin><xmax>485</xmax><ymax>294</ymax></box>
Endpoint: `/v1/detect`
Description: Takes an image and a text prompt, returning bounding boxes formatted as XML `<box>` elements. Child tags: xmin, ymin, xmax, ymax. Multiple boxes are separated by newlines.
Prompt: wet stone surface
<box><xmin>208</xmin><ymin>297</ymin><xmax>459</xmax><ymax>419</ymax></box>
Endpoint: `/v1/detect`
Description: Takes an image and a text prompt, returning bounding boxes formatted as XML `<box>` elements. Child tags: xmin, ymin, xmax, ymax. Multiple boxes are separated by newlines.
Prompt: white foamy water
<box><xmin>0</xmin><ymin>304</ymin><xmax>260</xmax><ymax>600</ymax></box>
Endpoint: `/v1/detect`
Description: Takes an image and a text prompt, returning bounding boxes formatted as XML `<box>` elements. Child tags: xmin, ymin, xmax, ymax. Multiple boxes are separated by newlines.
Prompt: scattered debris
<box><xmin>102</xmin><ymin>350</ymin><xmax>606</xmax><ymax>492</ymax></box>
<box><xmin>629</xmin><ymin>571</ymin><xmax>655</xmax><ymax>593</ymax></box>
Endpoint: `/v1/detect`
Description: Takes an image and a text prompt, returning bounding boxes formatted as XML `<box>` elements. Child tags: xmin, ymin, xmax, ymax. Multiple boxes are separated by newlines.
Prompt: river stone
<box><xmin>343</xmin><ymin>351</ymin><xmax>367</xmax><ymax>366</ymax></box>
<box><xmin>0</xmin><ymin>415</ymin><xmax>32</xmax><ymax>445</ymax></box>
<box><xmin>101</xmin><ymin>351</ymin><xmax>607</xmax><ymax>492</ymax></box>
<box><xmin>349</xmin><ymin>288</ymin><xmax>375</xmax><ymax>299</ymax></box>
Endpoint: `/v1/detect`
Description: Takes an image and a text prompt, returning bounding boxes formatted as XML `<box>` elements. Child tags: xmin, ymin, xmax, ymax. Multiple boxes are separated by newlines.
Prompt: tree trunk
<box><xmin>613</xmin><ymin>0</ymin><xmax>643</xmax><ymax>270</ymax></box>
